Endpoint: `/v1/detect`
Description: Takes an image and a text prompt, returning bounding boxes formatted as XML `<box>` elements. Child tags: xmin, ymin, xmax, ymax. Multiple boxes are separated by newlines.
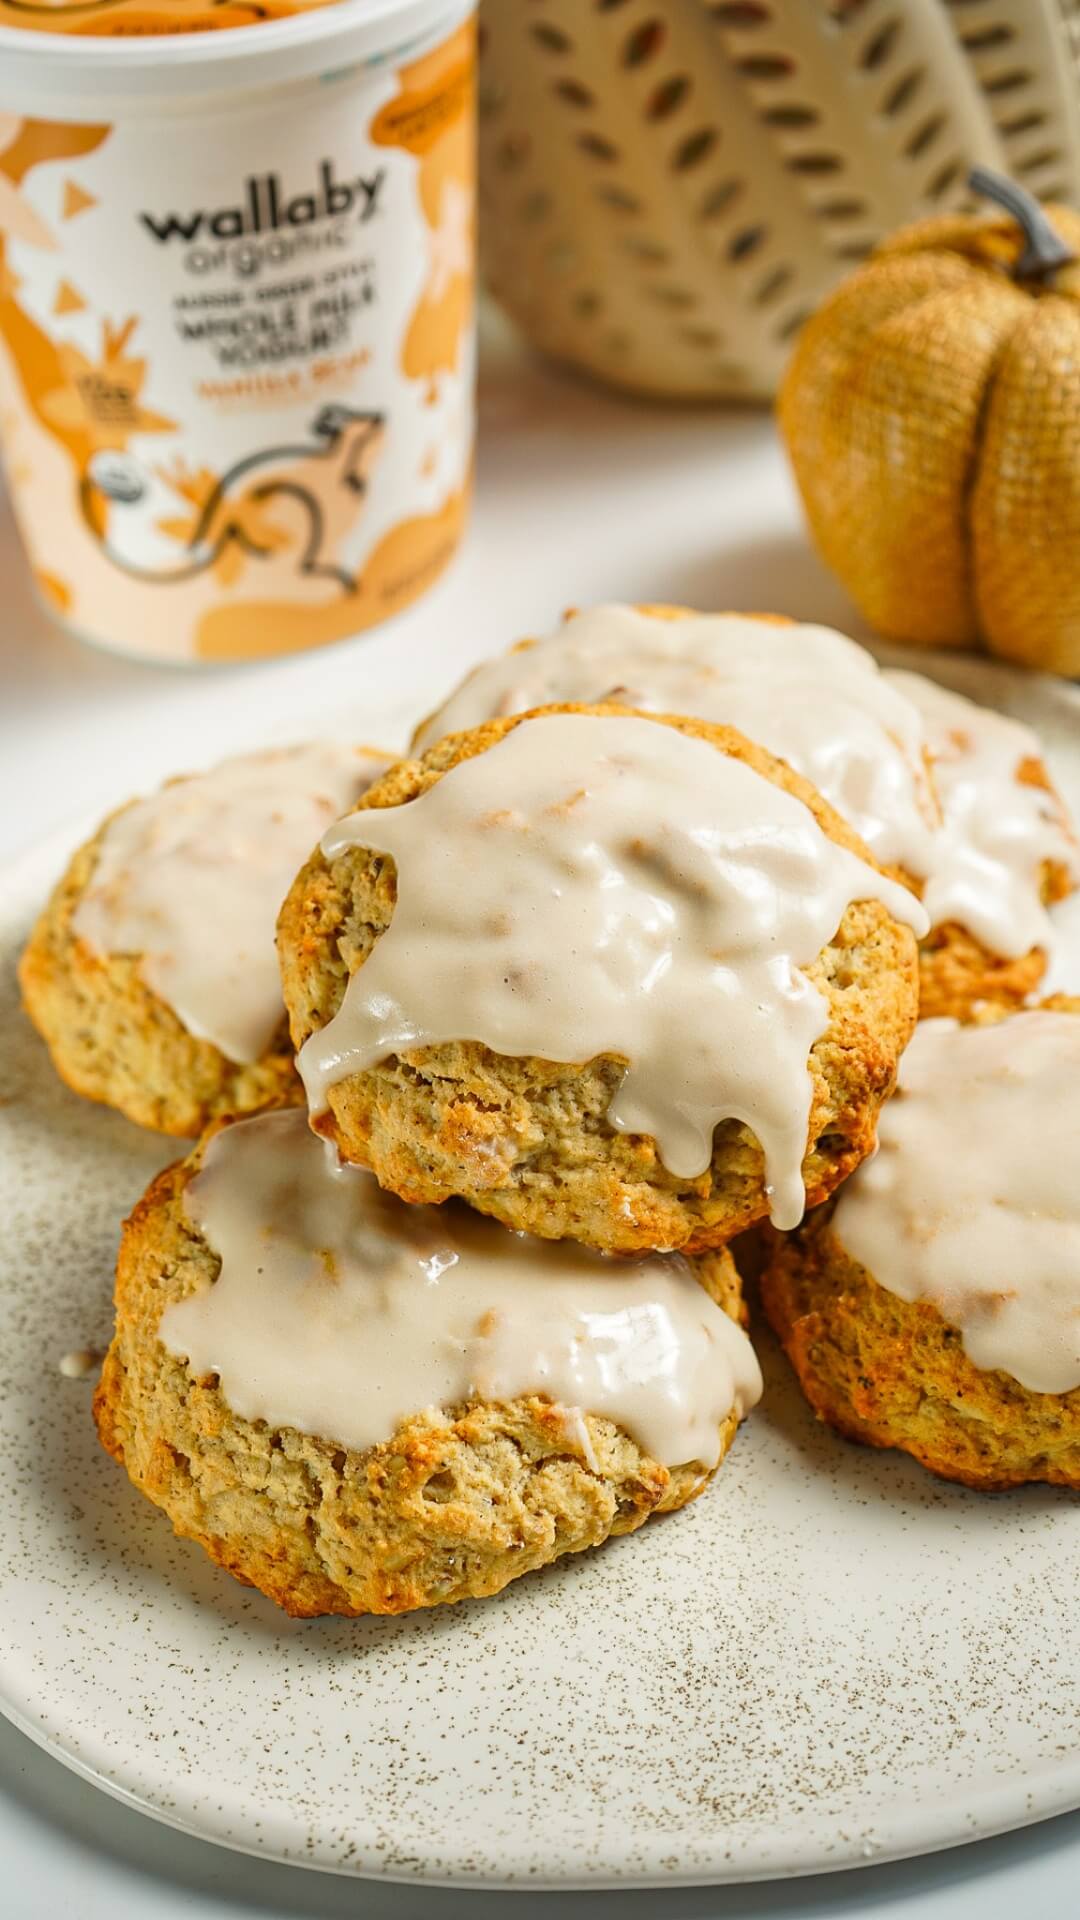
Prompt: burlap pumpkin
<box><xmin>779</xmin><ymin>173</ymin><xmax>1080</xmax><ymax>676</ymax></box>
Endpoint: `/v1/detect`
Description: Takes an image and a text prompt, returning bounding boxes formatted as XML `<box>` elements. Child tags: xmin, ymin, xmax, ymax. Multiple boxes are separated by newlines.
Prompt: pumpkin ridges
<box><xmin>780</xmin><ymin>258</ymin><xmax>1026</xmax><ymax>649</ymax></box>
<box><xmin>973</xmin><ymin>296</ymin><xmax>1080</xmax><ymax>672</ymax></box>
<box><xmin>779</xmin><ymin>255</ymin><xmax>979</xmax><ymax>647</ymax></box>
<box><xmin>781</xmin><ymin>184</ymin><xmax>1080</xmax><ymax>665</ymax></box>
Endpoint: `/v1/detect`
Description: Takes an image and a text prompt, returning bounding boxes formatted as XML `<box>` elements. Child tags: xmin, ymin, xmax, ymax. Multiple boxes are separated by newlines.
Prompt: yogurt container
<box><xmin>0</xmin><ymin>0</ymin><xmax>475</xmax><ymax>661</ymax></box>
<box><xmin>0</xmin><ymin>0</ymin><xmax>349</xmax><ymax>28</ymax></box>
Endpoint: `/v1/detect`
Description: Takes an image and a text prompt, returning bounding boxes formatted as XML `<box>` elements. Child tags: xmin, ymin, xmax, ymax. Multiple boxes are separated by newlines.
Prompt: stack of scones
<box><xmin>21</xmin><ymin>607</ymin><xmax>1080</xmax><ymax>1616</ymax></box>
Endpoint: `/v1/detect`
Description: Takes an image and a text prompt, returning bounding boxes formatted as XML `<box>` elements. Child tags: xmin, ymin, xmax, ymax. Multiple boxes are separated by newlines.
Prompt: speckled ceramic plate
<box><xmin>3</xmin><ymin>655</ymin><xmax>1080</xmax><ymax>1890</ymax></box>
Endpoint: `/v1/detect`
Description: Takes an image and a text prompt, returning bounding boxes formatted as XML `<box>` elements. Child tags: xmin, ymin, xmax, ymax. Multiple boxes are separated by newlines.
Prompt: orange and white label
<box><xmin>0</xmin><ymin>16</ymin><xmax>474</xmax><ymax>660</ymax></box>
<box><xmin>0</xmin><ymin>0</ymin><xmax>334</xmax><ymax>34</ymax></box>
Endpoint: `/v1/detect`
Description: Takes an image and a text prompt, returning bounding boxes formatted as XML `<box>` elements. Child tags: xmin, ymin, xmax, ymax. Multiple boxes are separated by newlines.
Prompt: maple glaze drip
<box><xmin>885</xmin><ymin>669</ymin><xmax>1080</xmax><ymax>959</ymax></box>
<box><xmin>415</xmin><ymin>606</ymin><xmax>939</xmax><ymax>876</ymax></box>
<box><xmin>299</xmin><ymin>713</ymin><xmax>926</xmax><ymax>1229</ymax></box>
<box><xmin>159</xmin><ymin>1108</ymin><xmax>763</xmax><ymax>1467</ymax></box>
<box><xmin>73</xmin><ymin>744</ymin><xmax>389</xmax><ymax>1063</ymax></box>
<box><xmin>833</xmin><ymin>1012</ymin><xmax>1080</xmax><ymax>1393</ymax></box>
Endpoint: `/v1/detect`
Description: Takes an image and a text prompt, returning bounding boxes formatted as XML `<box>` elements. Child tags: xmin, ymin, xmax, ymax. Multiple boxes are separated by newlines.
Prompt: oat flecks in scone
<box><xmin>19</xmin><ymin>814</ymin><xmax>301</xmax><ymax>1138</ymax></box>
<box><xmin>277</xmin><ymin>705</ymin><xmax>922</xmax><ymax>1254</ymax></box>
<box><xmin>915</xmin><ymin>918</ymin><xmax>1047</xmax><ymax>1020</ymax></box>
<box><xmin>760</xmin><ymin>997</ymin><xmax>1080</xmax><ymax>1492</ymax></box>
<box><xmin>94</xmin><ymin>1136</ymin><xmax>746</xmax><ymax>1619</ymax></box>
<box><xmin>760</xmin><ymin>1210</ymin><xmax>1080</xmax><ymax>1490</ymax></box>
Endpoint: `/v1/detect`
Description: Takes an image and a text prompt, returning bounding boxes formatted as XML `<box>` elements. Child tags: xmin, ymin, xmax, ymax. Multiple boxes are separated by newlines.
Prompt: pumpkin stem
<box><xmin>968</xmin><ymin>166</ymin><xmax>1076</xmax><ymax>279</ymax></box>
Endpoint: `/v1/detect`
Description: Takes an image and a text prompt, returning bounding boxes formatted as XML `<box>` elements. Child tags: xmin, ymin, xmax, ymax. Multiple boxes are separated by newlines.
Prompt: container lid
<box><xmin>0</xmin><ymin>0</ymin><xmax>469</xmax><ymax>116</ymax></box>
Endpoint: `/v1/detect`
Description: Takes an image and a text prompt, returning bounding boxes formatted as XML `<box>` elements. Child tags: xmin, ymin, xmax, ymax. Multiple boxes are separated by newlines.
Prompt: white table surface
<box><xmin>3</xmin><ymin>319</ymin><xmax>1079</xmax><ymax>1917</ymax></box>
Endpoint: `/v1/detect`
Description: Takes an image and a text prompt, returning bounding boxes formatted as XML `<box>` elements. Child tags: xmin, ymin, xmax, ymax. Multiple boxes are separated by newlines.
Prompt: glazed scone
<box><xmin>94</xmin><ymin>1107</ymin><xmax>761</xmax><ymax>1618</ymax></box>
<box><xmin>278</xmin><ymin>706</ymin><xmax>926</xmax><ymax>1253</ymax></box>
<box><xmin>414</xmin><ymin>604</ymin><xmax>940</xmax><ymax>879</ymax></box>
<box><xmin>760</xmin><ymin>1002</ymin><xmax>1080</xmax><ymax>1490</ymax></box>
<box><xmin>414</xmin><ymin>605</ymin><xmax>1079</xmax><ymax>1020</ymax></box>
<box><xmin>884</xmin><ymin>671</ymin><xmax>1078</xmax><ymax>1019</ymax></box>
<box><xmin>19</xmin><ymin>744</ymin><xmax>391</xmax><ymax>1137</ymax></box>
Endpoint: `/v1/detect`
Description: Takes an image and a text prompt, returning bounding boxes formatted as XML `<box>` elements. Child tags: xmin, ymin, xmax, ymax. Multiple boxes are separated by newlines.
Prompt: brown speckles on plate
<box><xmin>4</xmin><ymin>712</ymin><xmax>1080</xmax><ymax>1883</ymax></box>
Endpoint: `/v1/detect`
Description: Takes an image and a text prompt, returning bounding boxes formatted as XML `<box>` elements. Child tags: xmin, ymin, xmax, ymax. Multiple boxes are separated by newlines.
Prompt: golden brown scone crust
<box><xmin>94</xmin><ymin>1128</ymin><xmax>746</xmax><ymax>1618</ymax></box>
<box><xmin>915</xmin><ymin>923</ymin><xmax>1047</xmax><ymax>1022</ymax></box>
<box><xmin>278</xmin><ymin>704</ymin><xmax>921</xmax><ymax>1254</ymax></box>
<box><xmin>19</xmin><ymin>807</ymin><xmax>300</xmax><ymax>1138</ymax></box>
<box><xmin>760</xmin><ymin>998</ymin><xmax>1080</xmax><ymax>1490</ymax></box>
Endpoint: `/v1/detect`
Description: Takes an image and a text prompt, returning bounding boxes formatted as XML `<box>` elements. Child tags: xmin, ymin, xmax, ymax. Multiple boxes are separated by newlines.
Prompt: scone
<box><xmin>94</xmin><ymin>1106</ymin><xmax>762</xmax><ymax>1618</ymax></box>
<box><xmin>884</xmin><ymin>671</ymin><xmax>1078</xmax><ymax>1019</ymax></box>
<box><xmin>760</xmin><ymin>1001</ymin><xmax>1080</xmax><ymax>1490</ymax></box>
<box><xmin>278</xmin><ymin>706</ymin><xmax>926</xmax><ymax>1253</ymax></box>
<box><xmin>19</xmin><ymin>743</ymin><xmax>390</xmax><ymax>1137</ymax></box>
<box><xmin>414</xmin><ymin>605</ymin><xmax>1078</xmax><ymax>1020</ymax></box>
<box><xmin>414</xmin><ymin>603</ymin><xmax>940</xmax><ymax>881</ymax></box>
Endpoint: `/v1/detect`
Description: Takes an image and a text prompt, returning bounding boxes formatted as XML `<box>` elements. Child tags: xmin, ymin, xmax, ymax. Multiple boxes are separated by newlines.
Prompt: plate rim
<box><xmin>4</xmin><ymin>658</ymin><xmax>1080</xmax><ymax>1888</ymax></box>
<box><xmin>2</xmin><ymin>1674</ymin><xmax>1078</xmax><ymax>1890</ymax></box>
